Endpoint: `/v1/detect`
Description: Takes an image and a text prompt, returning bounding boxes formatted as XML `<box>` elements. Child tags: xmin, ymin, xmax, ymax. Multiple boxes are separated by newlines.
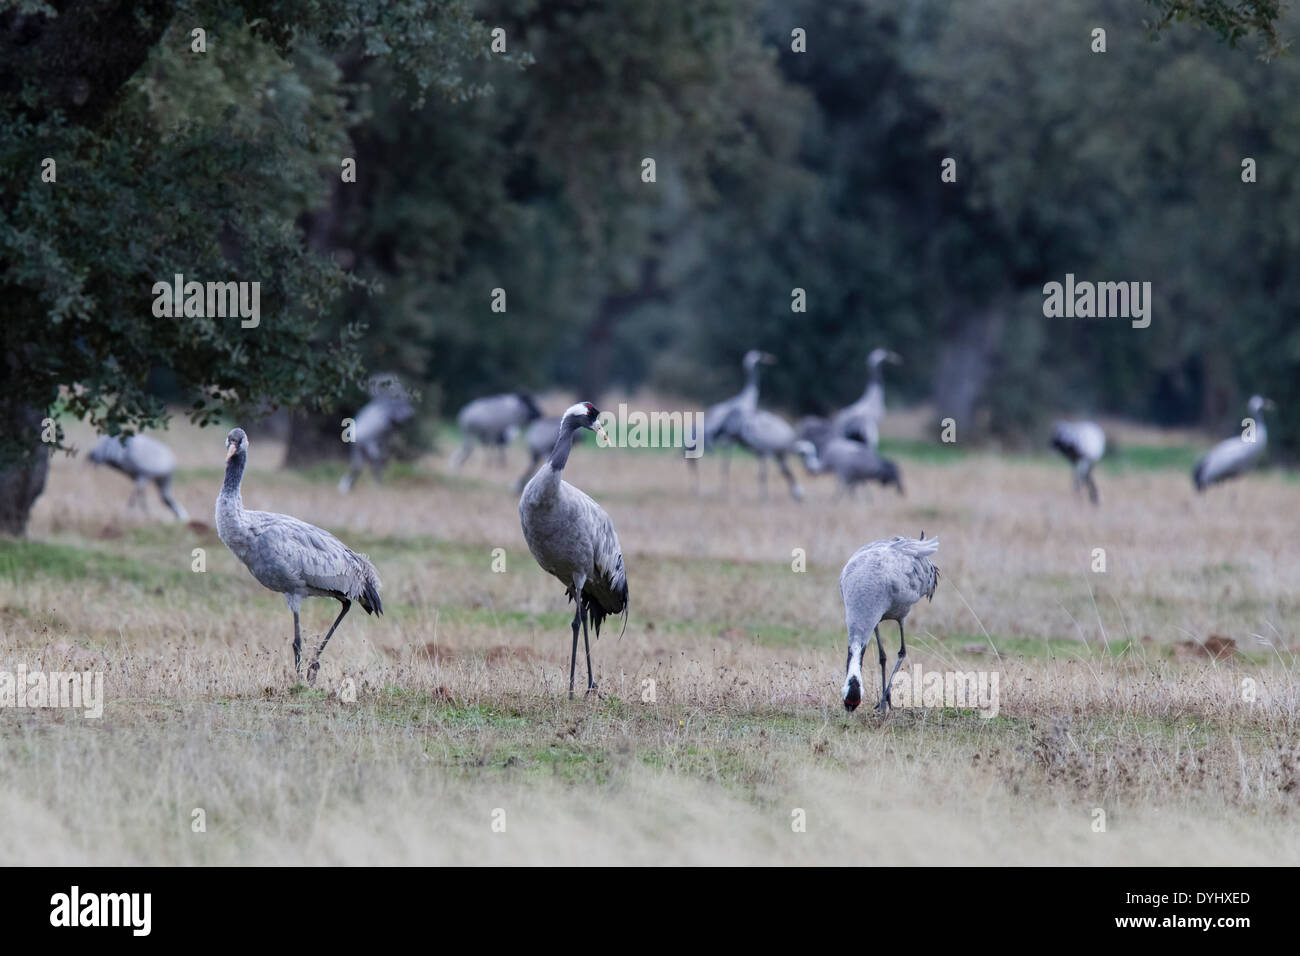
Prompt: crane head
<box><xmin>564</xmin><ymin>402</ymin><xmax>610</xmax><ymax>446</ymax></box>
<box><xmin>1249</xmin><ymin>395</ymin><xmax>1276</xmax><ymax>414</ymax></box>
<box><xmin>843</xmin><ymin>675</ymin><xmax>862</xmax><ymax>712</ymax></box>
<box><xmin>868</xmin><ymin>348</ymin><xmax>902</xmax><ymax>367</ymax></box>
<box><xmin>743</xmin><ymin>349</ymin><xmax>775</xmax><ymax>369</ymax></box>
<box><xmin>87</xmin><ymin>435</ymin><xmax>121</xmax><ymax>466</ymax></box>
<box><xmin>225</xmin><ymin>428</ymin><xmax>249</xmax><ymax>461</ymax></box>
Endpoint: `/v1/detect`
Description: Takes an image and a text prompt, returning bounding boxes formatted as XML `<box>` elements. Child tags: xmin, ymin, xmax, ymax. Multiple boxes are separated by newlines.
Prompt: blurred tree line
<box><xmin>2</xmin><ymin>0</ymin><xmax>1297</xmax><ymax>532</ymax></box>
<box><xmin>302</xmin><ymin>0</ymin><xmax>1300</xmax><ymax>455</ymax></box>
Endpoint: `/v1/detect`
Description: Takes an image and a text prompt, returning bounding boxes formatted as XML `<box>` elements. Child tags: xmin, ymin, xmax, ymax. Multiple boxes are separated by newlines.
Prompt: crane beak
<box><xmin>760</xmin><ymin>353</ymin><xmax>776</xmax><ymax>364</ymax></box>
<box><xmin>592</xmin><ymin>421</ymin><xmax>611</xmax><ymax>446</ymax></box>
<box><xmin>225</xmin><ymin>443</ymin><xmax>237</xmax><ymax>461</ymax></box>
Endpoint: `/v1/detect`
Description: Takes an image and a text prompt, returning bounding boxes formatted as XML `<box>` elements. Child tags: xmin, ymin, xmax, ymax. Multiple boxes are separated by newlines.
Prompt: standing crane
<box><xmin>217</xmin><ymin>428</ymin><xmax>383</xmax><ymax>683</ymax></box>
<box><xmin>794</xmin><ymin>437</ymin><xmax>904</xmax><ymax>499</ymax></box>
<box><xmin>735</xmin><ymin>409</ymin><xmax>806</xmax><ymax>501</ymax></box>
<box><xmin>1050</xmin><ymin>420</ymin><xmax>1106</xmax><ymax>505</ymax></box>
<box><xmin>338</xmin><ymin>394</ymin><xmax>415</xmax><ymax>493</ymax></box>
<box><xmin>839</xmin><ymin>534</ymin><xmax>939</xmax><ymax>714</ymax></box>
<box><xmin>87</xmin><ymin>433</ymin><xmax>188</xmax><ymax>521</ymax></box>
<box><xmin>686</xmin><ymin>350</ymin><xmax>774</xmax><ymax>491</ymax></box>
<box><xmin>451</xmin><ymin>392</ymin><xmax>543</xmax><ymax>470</ymax></box>
<box><xmin>831</xmin><ymin>348</ymin><xmax>902</xmax><ymax>447</ymax></box>
<box><xmin>1193</xmin><ymin>395</ymin><xmax>1276</xmax><ymax>491</ymax></box>
<box><xmin>519</xmin><ymin>403</ymin><xmax>628</xmax><ymax>699</ymax></box>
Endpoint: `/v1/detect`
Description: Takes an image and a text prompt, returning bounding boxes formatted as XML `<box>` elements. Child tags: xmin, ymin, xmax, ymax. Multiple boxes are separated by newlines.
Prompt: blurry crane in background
<box><xmin>338</xmin><ymin>378</ymin><xmax>415</xmax><ymax>493</ymax></box>
<box><xmin>519</xmin><ymin>403</ymin><xmax>628</xmax><ymax>699</ymax></box>
<box><xmin>1193</xmin><ymin>395</ymin><xmax>1275</xmax><ymax>492</ymax></box>
<box><xmin>795</xmin><ymin>415</ymin><xmax>833</xmax><ymax>454</ymax></box>
<box><xmin>686</xmin><ymin>349</ymin><xmax>774</xmax><ymax>492</ymax></box>
<box><xmin>795</xmin><ymin>437</ymin><xmax>904</xmax><ymax>499</ymax></box>
<box><xmin>735</xmin><ymin>409</ymin><xmax>805</xmax><ymax>501</ymax></box>
<box><xmin>832</xmin><ymin>348</ymin><xmax>902</xmax><ymax>447</ymax></box>
<box><xmin>451</xmin><ymin>392</ymin><xmax>542</xmax><ymax>469</ymax></box>
<box><xmin>88</xmin><ymin>433</ymin><xmax>188</xmax><ymax>521</ymax></box>
<box><xmin>1050</xmin><ymin>420</ymin><xmax>1106</xmax><ymax>505</ymax></box>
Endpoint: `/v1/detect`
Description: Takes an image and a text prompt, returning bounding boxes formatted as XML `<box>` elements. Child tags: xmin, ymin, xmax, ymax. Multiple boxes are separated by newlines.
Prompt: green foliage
<box><xmin>1144</xmin><ymin>0</ymin><xmax>1290</xmax><ymax>58</ymax></box>
<box><xmin>0</xmin><ymin>0</ymin><xmax>490</xmax><ymax>466</ymax></box>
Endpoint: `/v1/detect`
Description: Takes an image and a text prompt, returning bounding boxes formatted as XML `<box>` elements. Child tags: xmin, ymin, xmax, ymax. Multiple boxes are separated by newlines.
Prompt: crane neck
<box><xmin>801</xmin><ymin>448</ymin><xmax>824</xmax><ymax>474</ymax></box>
<box><xmin>738</xmin><ymin>368</ymin><xmax>761</xmax><ymax>413</ymax></box>
<box><xmin>220</xmin><ymin>450</ymin><xmax>246</xmax><ymax>508</ymax></box>
<box><xmin>864</xmin><ymin>362</ymin><xmax>885</xmax><ymax>395</ymax></box>
<box><xmin>546</xmin><ymin>418</ymin><xmax>581</xmax><ymax>474</ymax></box>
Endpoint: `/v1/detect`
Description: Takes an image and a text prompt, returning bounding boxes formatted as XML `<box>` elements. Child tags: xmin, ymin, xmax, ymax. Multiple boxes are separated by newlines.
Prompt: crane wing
<box><xmin>245</xmin><ymin>511</ymin><xmax>382</xmax><ymax>607</ymax></box>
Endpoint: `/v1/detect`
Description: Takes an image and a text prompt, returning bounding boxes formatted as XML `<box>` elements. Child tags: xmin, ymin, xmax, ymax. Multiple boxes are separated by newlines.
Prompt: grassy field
<box><xmin>1</xmin><ymin>406</ymin><xmax>1298</xmax><ymax>865</ymax></box>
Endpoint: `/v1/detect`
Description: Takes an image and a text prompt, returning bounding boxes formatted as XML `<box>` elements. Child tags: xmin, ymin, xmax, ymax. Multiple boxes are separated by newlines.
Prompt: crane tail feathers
<box><xmin>360</xmin><ymin>575</ymin><xmax>383</xmax><ymax>615</ymax></box>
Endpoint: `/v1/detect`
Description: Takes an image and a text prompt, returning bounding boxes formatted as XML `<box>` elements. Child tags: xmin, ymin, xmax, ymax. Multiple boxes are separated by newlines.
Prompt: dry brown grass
<box><xmin>1</xmin><ymin>410</ymin><xmax>1297</xmax><ymax>864</ymax></box>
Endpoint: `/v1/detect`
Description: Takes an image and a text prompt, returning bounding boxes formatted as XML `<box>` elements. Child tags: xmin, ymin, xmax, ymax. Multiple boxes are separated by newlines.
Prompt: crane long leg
<box><xmin>1083</xmin><ymin>467</ymin><xmax>1099</xmax><ymax>506</ymax></box>
<box><xmin>581</xmin><ymin>599</ymin><xmax>597</xmax><ymax>695</ymax></box>
<box><xmin>306</xmin><ymin>598</ymin><xmax>351</xmax><ymax>684</ymax></box>
<box><xmin>130</xmin><ymin>477</ymin><xmax>148</xmax><ymax>513</ymax></box>
<box><xmin>292</xmin><ymin>610</ymin><xmax>302</xmax><ymax>674</ymax></box>
<box><xmin>885</xmin><ymin>620</ymin><xmax>908</xmax><ymax>704</ymax></box>
<box><xmin>776</xmin><ymin>453</ymin><xmax>803</xmax><ymax>501</ymax></box>
<box><xmin>157</xmin><ymin>477</ymin><xmax>188</xmax><ymax>521</ymax></box>
<box><xmin>873</xmin><ymin>626</ymin><xmax>889</xmax><ymax>713</ymax></box>
<box><xmin>568</xmin><ymin>601</ymin><xmax>582</xmax><ymax>700</ymax></box>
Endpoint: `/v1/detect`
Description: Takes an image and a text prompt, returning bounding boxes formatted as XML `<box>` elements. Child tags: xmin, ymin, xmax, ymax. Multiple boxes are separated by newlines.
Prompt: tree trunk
<box><xmin>932</xmin><ymin>301</ymin><xmax>1007</xmax><ymax>441</ymax></box>
<box><xmin>0</xmin><ymin>402</ymin><xmax>51</xmax><ymax>536</ymax></box>
<box><xmin>284</xmin><ymin>409</ymin><xmax>349</xmax><ymax>469</ymax></box>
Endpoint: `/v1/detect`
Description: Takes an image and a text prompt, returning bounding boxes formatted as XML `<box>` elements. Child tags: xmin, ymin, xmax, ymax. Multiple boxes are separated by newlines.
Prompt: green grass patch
<box><xmin>0</xmin><ymin>539</ymin><xmax>183</xmax><ymax>589</ymax></box>
<box><xmin>1104</xmin><ymin>443</ymin><xmax>1201</xmax><ymax>472</ymax></box>
<box><xmin>878</xmin><ymin>437</ymin><xmax>970</xmax><ymax>464</ymax></box>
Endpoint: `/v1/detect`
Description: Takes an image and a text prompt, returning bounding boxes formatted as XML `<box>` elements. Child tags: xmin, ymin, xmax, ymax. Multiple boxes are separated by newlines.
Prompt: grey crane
<box><xmin>686</xmin><ymin>350</ymin><xmax>774</xmax><ymax>491</ymax></box>
<box><xmin>795</xmin><ymin>415</ymin><xmax>833</xmax><ymax>454</ymax></box>
<box><xmin>451</xmin><ymin>392</ymin><xmax>543</xmax><ymax>470</ymax></box>
<box><xmin>338</xmin><ymin>395</ymin><xmax>415</xmax><ymax>493</ymax></box>
<box><xmin>87</xmin><ymin>433</ymin><xmax>188</xmax><ymax>521</ymax></box>
<box><xmin>519</xmin><ymin>403</ymin><xmax>628</xmax><ymax>699</ymax></box>
<box><xmin>831</xmin><ymin>348</ymin><xmax>902</xmax><ymax>447</ymax></box>
<box><xmin>735</xmin><ymin>408</ymin><xmax>806</xmax><ymax>501</ymax></box>
<box><xmin>840</xmin><ymin>534</ymin><xmax>939</xmax><ymax>714</ymax></box>
<box><xmin>513</xmin><ymin>415</ymin><xmax>584</xmax><ymax>494</ymax></box>
<box><xmin>1193</xmin><ymin>395</ymin><xmax>1276</xmax><ymax>492</ymax></box>
<box><xmin>1050</xmin><ymin>420</ymin><xmax>1106</xmax><ymax>505</ymax></box>
<box><xmin>217</xmin><ymin>428</ymin><xmax>383</xmax><ymax>683</ymax></box>
<box><xmin>794</xmin><ymin>437</ymin><xmax>904</xmax><ymax>499</ymax></box>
